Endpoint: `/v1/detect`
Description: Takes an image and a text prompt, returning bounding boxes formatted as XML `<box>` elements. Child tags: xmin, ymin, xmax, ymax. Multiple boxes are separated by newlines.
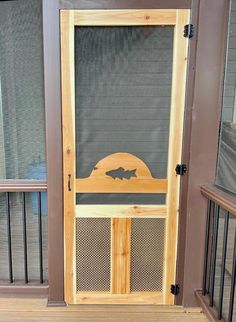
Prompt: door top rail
<box><xmin>61</xmin><ymin>9</ymin><xmax>178</xmax><ymax>26</ymax></box>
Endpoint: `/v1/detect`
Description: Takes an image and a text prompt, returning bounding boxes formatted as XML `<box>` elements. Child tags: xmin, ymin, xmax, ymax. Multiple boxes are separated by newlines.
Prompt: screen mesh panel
<box><xmin>0</xmin><ymin>0</ymin><xmax>46</xmax><ymax>179</ymax></box>
<box><xmin>75</xmin><ymin>26</ymin><xmax>173</xmax><ymax>180</ymax></box>
<box><xmin>75</xmin><ymin>26</ymin><xmax>173</xmax><ymax>204</ymax></box>
<box><xmin>76</xmin><ymin>218</ymin><xmax>111</xmax><ymax>292</ymax></box>
<box><xmin>131</xmin><ymin>218</ymin><xmax>165</xmax><ymax>292</ymax></box>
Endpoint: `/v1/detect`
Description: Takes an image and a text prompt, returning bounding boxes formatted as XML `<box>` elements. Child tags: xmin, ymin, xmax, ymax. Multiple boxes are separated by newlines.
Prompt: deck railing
<box><xmin>0</xmin><ymin>181</ymin><xmax>48</xmax><ymax>288</ymax></box>
<box><xmin>201</xmin><ymin>185</ymin><xmax>236</xmax><ymax>322</ymax></box>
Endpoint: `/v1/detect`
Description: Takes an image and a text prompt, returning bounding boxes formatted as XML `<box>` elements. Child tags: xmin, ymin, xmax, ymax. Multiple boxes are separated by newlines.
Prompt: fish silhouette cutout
<box><xmin>105</xmin><ymin>167</ymin><xmax>137</xmax><ymax>180</ymax></box>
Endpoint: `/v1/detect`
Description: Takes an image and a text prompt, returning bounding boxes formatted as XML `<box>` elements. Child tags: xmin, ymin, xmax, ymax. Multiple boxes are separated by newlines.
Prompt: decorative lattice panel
<box><xmin>130</xmin><ymin>218</ymin><xmax>165</xmax><ymax>292</ymax></box>
<box><xmin>76</xmin><ymin>218</ymin><xmax>111</xmax><ymax>292</ymax></box>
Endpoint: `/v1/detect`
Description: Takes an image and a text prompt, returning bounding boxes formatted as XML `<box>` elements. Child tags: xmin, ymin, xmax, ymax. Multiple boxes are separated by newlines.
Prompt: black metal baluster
<box><xmin>207</xmin><ymin>202</ymin><xmax>215</xmax><ymax>294</ymax></box>
<box><xmin>218</xmin><ymin>211</ymin><xmax>229</xmax><ymax>320</ymax></box>
<box><xmin>228</xmin><ymin>227</ymin><xmax>236</xmax><ymax>322</ymax></box>
<box><xmin>203</xmin><ymin>199</ymin><xmax>212</xmax><ymax>296</ymax></box>
<box><xmin>22</xmin><ymin>192</ymin><xmax>28</xmax><ymax>283</ymax></box>
<box><xmin>6</xmin><ymin>192</ymin><xmax>13</xmax><ymax>283</ymax></box>
<box><xmin>38</xmin><ymin>192</ymin><xmax>43</xmax><ymax>283</ymax></box>
<box><xmin>209</xmin><ymin>204</ymin><xmax>220</xmax><ymax>307</ymax></box>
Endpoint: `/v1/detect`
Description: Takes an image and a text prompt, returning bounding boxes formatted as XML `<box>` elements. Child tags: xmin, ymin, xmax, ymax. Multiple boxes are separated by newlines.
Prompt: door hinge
<box><xmin>175</xmin><ymin>164</ymin><xmax>187</xmax><ymax>176</ymax></box>
<box><xmin>171</xmin><ymin>284</ymin><xmax>180</xmax><ymax>295</ymax></box>
<box><xmin>184</xmin><ymin>24</ymin><xmax>194</xmax><ymax>38</ymax></box>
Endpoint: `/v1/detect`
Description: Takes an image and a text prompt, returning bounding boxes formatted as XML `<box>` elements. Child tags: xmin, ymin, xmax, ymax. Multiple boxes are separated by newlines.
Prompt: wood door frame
<box><xmin>41</xmin><ymin>0</ymin><xmax>230</xmax><ymax>307</ymax></box>
<box><xmin>60</xmin><ymin>9</ymin><xmax>189</xmax><ymax>305</ymax></box>
<box><xmin>164</xmin><ymin>9</ymin><xmax>189</xmax><ymax>304</ymax></box>
<box><xmin>41</xmin><ymin>0</ymin><xmax>194</xmax><ymax>307</ymax></box>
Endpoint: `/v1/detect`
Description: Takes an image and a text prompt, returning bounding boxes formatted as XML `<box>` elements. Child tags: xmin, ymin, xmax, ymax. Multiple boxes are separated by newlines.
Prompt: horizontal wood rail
<box><xmin>76</xmin><ymin>178</ymin><xmax>168</xmax><ymax>193</ymax></box>
<box><xmin>72</xmin><ymin>9</ymin><xmax>177</xmax><ymax>26</ymax></box>
<box><xmin>0</xmin><ymin>282</ymin><xmax>48</xmax><ymax>297</ymax></box>
<box><xmin>200</xmin><ymin>185</ymin><xmax>236</xmax><ymax>216</ymax></box>
<box><xmin>195</xmin><ymin>290</ymin><xmax>226</xmax><ymax>322</ymax></box>
<box><xmin>75</xmin><ymin>291</ymin><xmax>163</xmax><ymax>305</ymax></box>
<box><xmin>0</xmin><ymin>180</ymin><xmax>47</xmax><ymax>192</ymax></box>
<box><xmin>76</xmin><ymin>205</ymin><xmax>167</xmax><ymax>218</ymax></box>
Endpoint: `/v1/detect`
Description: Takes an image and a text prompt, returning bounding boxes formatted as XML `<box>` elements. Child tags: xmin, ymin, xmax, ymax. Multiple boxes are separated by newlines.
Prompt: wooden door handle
<box><xmin>68</xmin><ymin>174</ymin><xmax>71</xmax><ymax>191</ymax></box>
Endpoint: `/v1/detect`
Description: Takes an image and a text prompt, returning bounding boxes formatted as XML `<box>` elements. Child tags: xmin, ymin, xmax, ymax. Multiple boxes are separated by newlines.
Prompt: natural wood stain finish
<box><xmin>72</xmin><ymin>9</ymin><xmax>177</xmax><ymax>26</ymax></box>
<box><xmin>76</xmin><ymin>177</ymin><xmax>168</xmax><ymax>193</ymax></box>
<box><xmin>164</xmin><ymin>9</ymin><xmax>189</xmax><ymax>304</ymax></box>
<box><xmin>61</xmin><ymin>10</ymin><xmax>76</xmax><ymax>304</ymax></box>
<box><xmin>76</xmin><ymin>205</ymin><xmax>167</xmax><ymax>218</ymax></box>
<box><xmin>111</xmin><ymin>218</ymin><xmax>131</xmax><ymax>294</ymax></box>
<box><xmin>61</xmin><ymin>9</ymin><xmax>189</xmax><ymax>305</ymax></box>
<box><xmin>0</xmin><ymin>298</ymin><xmax>209</xmax><ymax>322</ymax></box>
<box><xmin>75</xmin><ymin>292</ymin><xmax>163</xmax><ymax>305</ymax></box>
<box><xmin>76</xmin><ymin>153</ymin><xmax>168</xmax><ymax>193</ymax></box>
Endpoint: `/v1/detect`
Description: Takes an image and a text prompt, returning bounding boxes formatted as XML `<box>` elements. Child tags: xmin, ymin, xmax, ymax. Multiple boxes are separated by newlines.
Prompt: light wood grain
<box><xmin>76</xmin><ymin>178</ymin><xmax>168</xmax><ymax>193</ymax></box>
<box><xmin>76</xmin><ymin>205</ymin><xmax>167</xmax><ymax>218</ymax></box>
<box><xmin>0</xmin><ymin>297</ymin><xmax>208</xmax><ymax>321</ymax></box>
<box><xmin>61</xmin><ymin>8</ymin><xmax>190</xmax><ymax>305</ymax></box>
<box><xmin>76</xmin><ymin>292</ymin><xmax>163</xmax><ymax>305</ymax></box>
<box><xmin>60</xmin><ymin>10</ymin><xmax>76</xmax><ymax>304</ymax></box>
<box><xmin>76</xmin><ymin>153</ymin><xmax>168</xmax><ymax>193</ymax></box>
<box><xmin>82</xmin><ymin>153</ymin><xmax>157</xmax><ymax>178</ymax></box>
<box><xmin>111</xmin><ymin>218</ymin><xmax>131</xmax><ymax>294</ymax></box>
<box><xmin>72</xmin><ymin>9</ymin><xmax>177</xmax><ymax>26</ymax></box>
<box><xmin>0</xmin><ymin>293</ymin><xmax>202</xmax><ymax>314</ymax></box>
<box><xmin>0</xmin><ymin>312</ymin><xmax>209</xmax><ymax>322</ymax></box>
<box><xmin>0</xmin><ymin>297</ymin><xmax>204</xmax><ymax>312</ymax></box>
<box><xmin>164</xmin><ymin>10</ymin><xmax>189</xmax><ymax>305</ymax></box>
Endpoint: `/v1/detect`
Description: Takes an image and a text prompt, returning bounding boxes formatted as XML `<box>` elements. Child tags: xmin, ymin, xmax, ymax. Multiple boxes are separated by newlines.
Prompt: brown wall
<box><xmin>42</xmin><ymin>0</ymin><xmax>65</xmax><ymax>306</ymax></box>
<box><xmin>178</xmin><ymin>0</ymin><xmax>229</xmax><ymax>307</ymax></box>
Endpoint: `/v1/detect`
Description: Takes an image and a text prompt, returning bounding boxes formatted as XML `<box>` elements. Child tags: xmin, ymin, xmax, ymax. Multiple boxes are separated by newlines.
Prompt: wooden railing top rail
<box><xmin>201</xmin><ymin>184</ymin><xmax>236</xmax><ymax>217</ymax></box>
<box><xmin>0</xmin><ymin>180</ymin><xmax>47</xmax><ymax>192</ymax></box>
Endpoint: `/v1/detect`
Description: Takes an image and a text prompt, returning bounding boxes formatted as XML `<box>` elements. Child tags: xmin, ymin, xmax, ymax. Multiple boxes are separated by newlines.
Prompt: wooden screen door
<box><xmin>61</xmin><ymin>9</ymin><xmax>189</xmax><ymax>305</ymax></box>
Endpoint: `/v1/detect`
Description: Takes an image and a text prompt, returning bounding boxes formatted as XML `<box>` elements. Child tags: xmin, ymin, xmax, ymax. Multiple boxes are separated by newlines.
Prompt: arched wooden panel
<box><xmin>76</xmin><ymin>153</ymin><xmax>168</xmax><ymax>193</ymax></box>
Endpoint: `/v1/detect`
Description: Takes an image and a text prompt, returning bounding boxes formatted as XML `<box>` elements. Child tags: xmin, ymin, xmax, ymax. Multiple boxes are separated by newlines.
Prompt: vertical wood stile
<box><xmin>164</xmin><ymin>9</ymin><xmax>189</xmax><ymax>304</ymax></box>
<box><xmin>111</xmin><ymin>218</ymin><xmax>131</xmax><ymax>294</ymax></box>
<box><xmin>61</xmin><ymin>10</ymin><xmax>76</xmax><ymax>304</ymax></box>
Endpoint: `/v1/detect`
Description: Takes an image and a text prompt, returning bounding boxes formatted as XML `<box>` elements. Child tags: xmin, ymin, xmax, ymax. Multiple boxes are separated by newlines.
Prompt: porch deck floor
<box><xmin>0</xmin><ymin>297</ymin><xmax>209</xmax><ymax>322</ymax></box>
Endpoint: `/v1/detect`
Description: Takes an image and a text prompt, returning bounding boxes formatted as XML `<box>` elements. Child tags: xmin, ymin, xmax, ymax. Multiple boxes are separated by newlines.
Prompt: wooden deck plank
<box><xmin>0</xmin><ymin>313</ymin><xmax>209</xmax><ymax>322</ymax></box>
<box><xmin>0</xmin><ymin>298</ymin><xmax>209</xmax><ymax>322</ymax></box>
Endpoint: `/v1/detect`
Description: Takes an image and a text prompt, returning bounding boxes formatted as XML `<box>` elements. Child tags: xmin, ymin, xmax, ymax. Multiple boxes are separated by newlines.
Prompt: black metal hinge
<box><xmin>184</xmin><ymin>24</ymin><xmax>194</xmax><ymax>38</ymax></box>
<box><xmin>171</xmin><ymin>284</ymin><xmax>180</xmax><ymax>295</ymax></box>
<box><xmin>175</xmin><ymin>164</ymin><xmax>187</xmax><ymax>176</ymax></box>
